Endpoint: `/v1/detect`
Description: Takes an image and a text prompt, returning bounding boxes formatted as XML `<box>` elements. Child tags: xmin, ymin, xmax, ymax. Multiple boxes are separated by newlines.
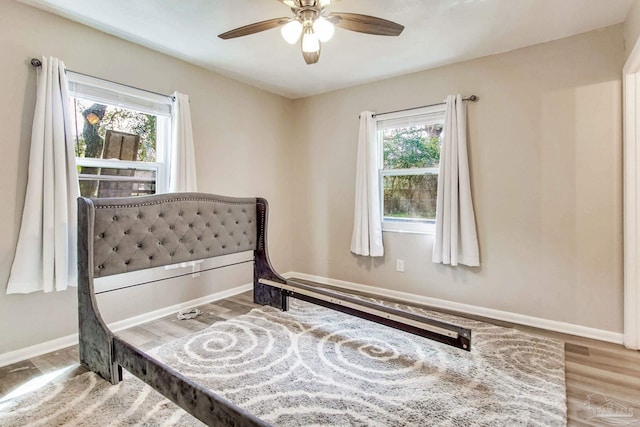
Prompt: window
<box><xmin>377</xmin><ymin>105</ymin><xmax>445</xmax><ymax>234</ymax></box>
<box><xmin>68</xmin><ymin>72</ymin><xmax>172</xmax><ymax>198</ymax></box>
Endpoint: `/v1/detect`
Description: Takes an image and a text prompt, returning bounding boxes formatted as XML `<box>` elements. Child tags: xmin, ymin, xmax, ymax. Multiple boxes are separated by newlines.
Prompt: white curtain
<box><xmin>350</xmin><ymin>111</ymin><xmax>384</xmax><ymax>257</ymax></box>
<box><xmin>169</xmin><ymin>92</ymin><xmax>197</xmax><ymax>192</ymax></box>
<box><xmin>432</xmin><ymin>95</ymin><xmax>480</xmax><ymax>267</ymax></box>
<box><xmin>7</xmin><ymin>57</ymin><xmax>80</xmax><ymax>294</ymax></box>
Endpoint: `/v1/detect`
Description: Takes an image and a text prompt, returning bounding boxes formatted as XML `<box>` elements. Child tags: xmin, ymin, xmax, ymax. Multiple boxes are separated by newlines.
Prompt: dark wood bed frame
<box><xmin>78</xmin><ymin>192</ymin><xmax>471</xmax><ymax>426</ymax></box>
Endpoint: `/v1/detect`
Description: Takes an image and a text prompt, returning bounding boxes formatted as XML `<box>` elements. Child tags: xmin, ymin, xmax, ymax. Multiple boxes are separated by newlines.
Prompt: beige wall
<box><xmin>0</xmin><ymin>1</ymin><xmax>627</xmax><ymax>356</ymax></box>
<box><xmin>290</xmin><ymin>26</ymin><xmax>624</xmax><ymax>333</ymax></box>
<box><xmin>0</xmin><ymin>1</ymin><xmax>293</xmax><ymax>354</ymax></box>
<box><xmin>625</xmin><ymin>0</ymin><xmax>640</xmax><ymax>60</ymax></box>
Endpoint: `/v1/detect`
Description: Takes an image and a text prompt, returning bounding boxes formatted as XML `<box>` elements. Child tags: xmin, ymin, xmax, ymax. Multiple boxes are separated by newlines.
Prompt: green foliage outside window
<box><xmin>383</xmin><ymin>124</ymin><xmax>442</xmax><ymax>220</ymax></box>
<box><xmin>383</xmin><ymin>125</ymin><xmax>441</xmax><ymax>169</ymax></box>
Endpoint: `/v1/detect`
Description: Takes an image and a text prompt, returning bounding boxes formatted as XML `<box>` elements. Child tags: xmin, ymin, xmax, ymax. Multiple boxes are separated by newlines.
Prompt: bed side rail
<box><xmin>113</xmin><ymin>337</ymin><xmax>269</xmax><ymax>427</ymax></box>
<box><xmin>258</xmin><ymin>278</ymin><xmax>472</xmax><ymax>351</ymax></box>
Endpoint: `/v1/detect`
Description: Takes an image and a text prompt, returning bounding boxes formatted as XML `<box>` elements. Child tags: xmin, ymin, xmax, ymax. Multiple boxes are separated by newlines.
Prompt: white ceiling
<box><xmin>21</xmin><ymin>0</ymin><xmax>634</xmax><ymax>99</ymax></box>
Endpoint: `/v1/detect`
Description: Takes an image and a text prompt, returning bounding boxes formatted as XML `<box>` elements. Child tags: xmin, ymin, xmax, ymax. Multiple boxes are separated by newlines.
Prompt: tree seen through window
<box><xmin>73</xmin><ymin>99</ymin><xmax>158</xmax><ymax>197</ymax></box>
<box><xmin>382</xmin><ymin>123</ymin><xmax>442</xmax><ymax>220</ymax></box>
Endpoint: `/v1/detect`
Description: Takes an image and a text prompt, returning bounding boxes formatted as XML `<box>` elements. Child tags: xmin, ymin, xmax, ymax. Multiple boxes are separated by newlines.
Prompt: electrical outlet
<box><xmin>396</xmin><ymin>259</ymin><xmax>405</xmax><ymax>272</ymax></box>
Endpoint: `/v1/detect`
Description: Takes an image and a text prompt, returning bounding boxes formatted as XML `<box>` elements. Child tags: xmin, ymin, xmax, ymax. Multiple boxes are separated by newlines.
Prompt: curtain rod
<box><xmin>30</xmin><ymin>58</ymin><xmax>174</xmax><ymax>101</ymax></box>
<box><xmin>364</xmin><ymin>95</ymin><xmax>479</xmax><ymax>119</ymax></box>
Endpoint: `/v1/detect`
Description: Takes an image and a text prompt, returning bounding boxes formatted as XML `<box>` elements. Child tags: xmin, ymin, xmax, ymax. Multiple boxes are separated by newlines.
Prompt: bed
<box><xmin>77</xmin><ymin>192</ymin><xmax>471</xmax><ymax>426</ymax></box>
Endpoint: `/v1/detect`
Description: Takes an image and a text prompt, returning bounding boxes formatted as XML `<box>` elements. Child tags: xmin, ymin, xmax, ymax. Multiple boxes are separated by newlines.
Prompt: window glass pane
<box><xmin>73</xmin><ymin>99</ymin><xmax>157</xmax><ymax>162</ymax></box>
<box><xmin>382</xmin><ymin>124</ymin><xmax>443</xmax><ymax>169</ymax></box>
<box><xmin>72</xmin><ymin>98</ymin><xmax>160</xmax><ymax>198</ymax></box>
<box><xmin>78</xmin><ymin>165</ymin><xmax>156</xmax><ymax>198</ymax></box>
<box><xmin>383</xmin><ymin>174</ymin><xmax>438</xmax><ymax>220</ymax></box>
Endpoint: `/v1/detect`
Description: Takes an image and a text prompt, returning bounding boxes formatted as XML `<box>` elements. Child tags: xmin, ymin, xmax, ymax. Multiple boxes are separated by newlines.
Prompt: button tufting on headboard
<box><xmin>86</xmin><ymin>194</ymin><xmax>258</xmax><ymax>278</ymax></box>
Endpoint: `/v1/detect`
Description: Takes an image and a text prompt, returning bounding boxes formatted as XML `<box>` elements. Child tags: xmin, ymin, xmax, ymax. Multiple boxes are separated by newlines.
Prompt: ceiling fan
<box><xmin>218</xmin><ymin>0</ymin><xmax>404</xmax><ymax>65</ymax></box>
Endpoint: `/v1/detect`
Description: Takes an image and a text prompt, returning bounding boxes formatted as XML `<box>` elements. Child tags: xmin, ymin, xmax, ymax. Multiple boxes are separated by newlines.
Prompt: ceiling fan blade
<box><xmin>218</xmin><ymin>17</ymin><xmax>290</xmax><ymax>40</ymax></box>
<box><xmin>329</xmin><ymin>12</ymin><xmax>404</xmax><ymax>36</ymax></box>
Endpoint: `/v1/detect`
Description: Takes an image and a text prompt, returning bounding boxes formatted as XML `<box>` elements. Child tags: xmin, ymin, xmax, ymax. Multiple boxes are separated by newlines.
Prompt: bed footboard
<box><xmin>113</xmin><ymin>337</ymin><xmax>268</xmax><ymax>426</ymax></box>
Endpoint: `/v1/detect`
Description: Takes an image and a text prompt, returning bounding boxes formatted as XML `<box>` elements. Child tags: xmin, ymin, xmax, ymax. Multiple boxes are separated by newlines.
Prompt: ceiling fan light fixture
<box><xmin>302</xmin><ymin>49</ymin><xmax>320</xmax><ymax>65</ymax></box>
<box><xmin>312</xmin><ymin>17</ymin><xmax>334</xmax><ymax>42</ymax></box>
<box><xmin>301</xmin><ymin>27</ymin><xmax>320</xmax><ymax>53</ymax></box>
<box><xmin>281</xmin><ymin>19</ymin><xmax>303</xmax><ymax>44</ymax></box>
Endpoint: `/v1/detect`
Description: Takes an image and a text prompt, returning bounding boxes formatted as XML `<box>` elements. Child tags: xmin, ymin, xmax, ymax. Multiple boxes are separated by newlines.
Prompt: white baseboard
<box><xmin>107</xmin><ymin>283</ymin><xmax>252</xmax><ymax>333</ymax></box>
<box><xmin>0</xmin><ymin>283</ymin><xmax>252</xmax><ymax>368</ymax></box>
<box><xmin>2</xmin><ymin>274</ymin><xmax>624</xmax><ymax>368</ymax></box>
<box><xmin>284</xmin><ymin>271</ymin><xmax>625</xmax><ymax>345</ymax></box>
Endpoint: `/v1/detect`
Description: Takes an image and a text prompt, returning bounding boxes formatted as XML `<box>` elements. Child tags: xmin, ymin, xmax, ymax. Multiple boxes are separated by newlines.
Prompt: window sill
<box><xmin>382</xmin><ymin>220</ymin><xmax>435</xmax><ymax>235</ymax></box>
<box><xmin>383</xmin><ymin>228</ymin><xmax>435</xmax><ymax>236</ymax></box>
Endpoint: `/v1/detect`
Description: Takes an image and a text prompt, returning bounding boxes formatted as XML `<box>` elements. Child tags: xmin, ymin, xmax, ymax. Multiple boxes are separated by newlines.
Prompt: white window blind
<box><xmin>67</xmin><ymin>71</ymin><xmax>172</xmax><ymax>117</ymax></box>
<box><xmin>376</xmin><ymin>104</ymin><xmax>445</xmax><ymax>130</ymax></box>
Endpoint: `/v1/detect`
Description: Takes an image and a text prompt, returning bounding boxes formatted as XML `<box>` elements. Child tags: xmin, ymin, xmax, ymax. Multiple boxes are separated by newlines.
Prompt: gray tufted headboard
<box><xmin>84</xmin><ymin>193</ymin><xmax>258</xmax><ymax>278</ymax></box>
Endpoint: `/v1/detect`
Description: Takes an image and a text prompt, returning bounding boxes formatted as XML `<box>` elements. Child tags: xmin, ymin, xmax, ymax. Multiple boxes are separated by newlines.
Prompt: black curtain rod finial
<box><xmin>31</xmin><ymin>58</ymin><xmax>42</xmax><ymax>67</ymax></box>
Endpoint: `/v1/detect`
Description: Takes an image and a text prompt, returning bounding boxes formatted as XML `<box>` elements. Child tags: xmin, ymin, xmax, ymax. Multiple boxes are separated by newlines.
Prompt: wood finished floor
<box><xmin>1</xmin><ymin>286</ymin><xmax>639</xmax><ymax>426</ymax></box>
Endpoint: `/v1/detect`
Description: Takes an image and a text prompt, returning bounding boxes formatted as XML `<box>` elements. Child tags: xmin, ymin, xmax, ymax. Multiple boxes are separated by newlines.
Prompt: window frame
<box><xmin>67</xmin><ymin>72</ymin><xmax>173</xmax><ymax>197</ymax></box>
<box><xmin>376</xmin><ymin>104</ymin><xmax>446</xmax><ymax>235</ymax></box>
<box><xmin>75</xmin><ymin>157</ymin><xmax>166</xmax><ymax>197</ymax></box>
